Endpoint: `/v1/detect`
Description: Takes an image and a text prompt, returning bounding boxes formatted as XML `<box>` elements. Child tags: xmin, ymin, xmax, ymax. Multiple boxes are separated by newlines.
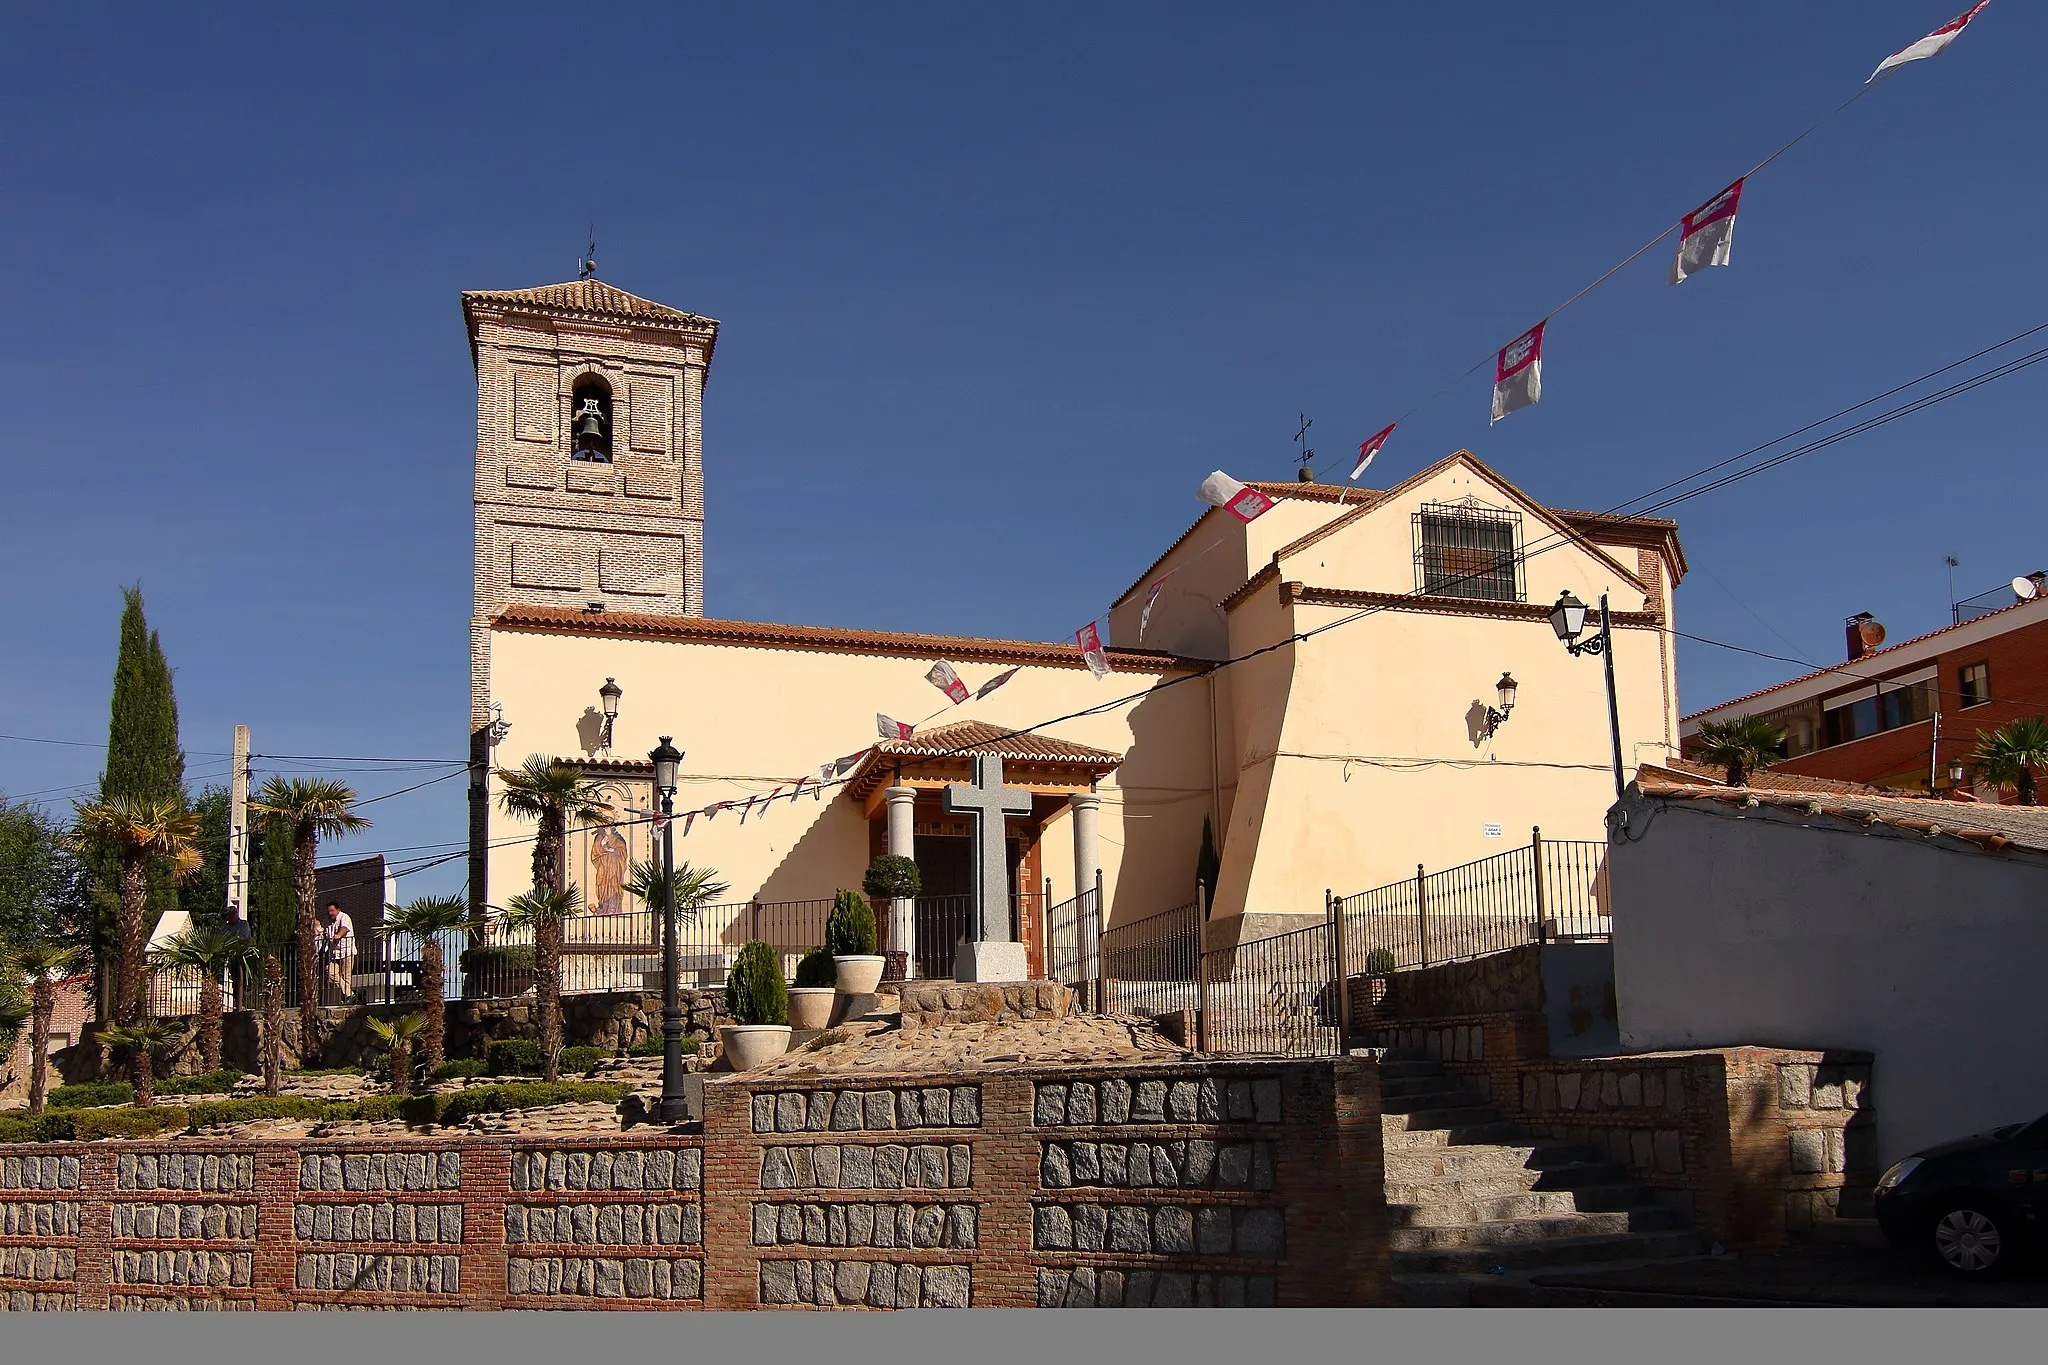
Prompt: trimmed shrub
<box><xmin>725</xmin><ymin>940</ymin><xmax>788</xmax><ymax>1027</ymax></box>
<box><xmin>824</xmin><ymin>890</ymin><xmax>878</xmax><ymax>958</ymax></box>
<box><xmin>49</xmin><ymin>1081</ymin><xmax>134</xmax><ymax>1109</ymax></box>
<box><xmin>424</xmin><ymin>1081</ymin><xmax>633</xmax><ymax>1127</ymax></box>
<box><xmin>432</xmin><ymin>1059</ymin><xmax>489</xmax><ymax>1081</ymax></box>
<box><xmin>1362</xmin><ymin>948</ymin><xmax>1398</xmax><ymax>976</ymax></box>
<box><xmin>627</xmin><ymin>1035</ymin><xmax>699</xmax><ymax>1058</ymax></box>
<box><xmin>160</xmin><ymin>1070</ymin><xmax>249</xmax><ymax>1097</ymax></box>
<box><xmin>861</xmin><ymin>854</ymin><xmax>921</xmax><ymax>903</ymax></box>
<box><xmin>0</xmin><ymin>1112</ymin><xmax>76</xmax><ymax>1143</ymax></box>
<box><xmin>792</xmin><ymin>945</ymin><xmax>836</xmax><ymax>989</ymax></box>
<box><xmin>72</xmin><ymin>1107</ymin><xmax>189</xmax><ymax>1142</ymax></box>
<box><xmin>484</xmin><ymin>1039</ymin><xmax>543</xmax><ymax>1075</ymax></box>
<box><xmin>185</xmin><ymin>1098</ymin><xmax>347</xmax><ymax>1128</ymax></box>
<box><xmin>559</xmin><ymin>1046</ymin><xmax>603</xmax><ymax>1076</ymax></box>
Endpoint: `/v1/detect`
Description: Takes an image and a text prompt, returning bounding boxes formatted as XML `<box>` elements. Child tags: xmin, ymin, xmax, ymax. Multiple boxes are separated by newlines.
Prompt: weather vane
<box><xmin>578</xmin><ymin>226</ymin><xmax>597</xmax><ymax>281</ymax></box>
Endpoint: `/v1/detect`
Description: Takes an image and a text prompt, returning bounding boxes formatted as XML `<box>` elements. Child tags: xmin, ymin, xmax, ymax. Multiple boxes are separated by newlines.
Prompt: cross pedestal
<box><xmin>942</xmin><ymin>752</ymin><xmax>1034</xmax><ymax>982</ymax></box>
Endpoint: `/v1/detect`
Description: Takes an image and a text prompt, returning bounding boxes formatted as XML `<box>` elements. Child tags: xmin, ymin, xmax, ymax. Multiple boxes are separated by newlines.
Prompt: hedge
<box><xmin>429</xmin><ymin>1082</ymin><xmax>630</xmax><ymax>1126</ymax></box>
<box><xmin>627</xmin><ymin>1035</ymin><xmax>699</xmax><ymax>1057</ymax></box>
<box><xmin>184</xmin><ymin>1098</ymin><xmax>349</xmax><ymax>1127</ymax></box>
<box><xmin>432</xmin><ymin>1059</ymin><xmax>489</xmax><ymax>1081</ymax></box>
<box><xmin>73</xmin><ymin>1108</ymin><xmax>190</xmax><ymax>1142</ymax></box>
<box><xmin>484</xmin><ymin>1040</ymin><xmax>603</xmax><ymax>1076</ymax></box>
<box><xmin>48</xmin><ymin>1081</ymin><xmax>135</xmax><ymax>1110</ymax></box>
<box><xmin>162</xmin><ymin>1070</ymin><xmax>248</xmax><ymax>1096</ymax></box>
<box><xmin>1</xmin><ymin>1083</ymin><xmax>635</xmax><ymax>1143</ymax></box>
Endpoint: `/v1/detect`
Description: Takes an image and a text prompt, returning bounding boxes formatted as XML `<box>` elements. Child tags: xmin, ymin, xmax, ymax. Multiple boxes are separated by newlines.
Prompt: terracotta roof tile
<box><xmin>1635</xmin><ymin>777</ymin><xmax>2048</xmax><ymax>855</ymax></box>
<box><xmin>462</xmin><ymin>279</ymin><xmax>718</xmax><ymax>330</ymax></box>
<box><xmin>491</xmin><ymin>604</ymin><xmax>1197</xmax><ymax>673</ymax></box>
<box><xmin>872</xmin><ymin>720</ymin><xmax>1124</xmax><ymax>766</ymax></box>
<box><xmin>1644</xmin><ymin>757</ymin><xmax>1900</xmax><ymax>796</ymax></box>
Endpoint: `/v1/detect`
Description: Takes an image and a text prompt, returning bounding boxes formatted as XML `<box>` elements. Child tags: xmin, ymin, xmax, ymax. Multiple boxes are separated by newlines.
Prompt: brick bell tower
<box><xmin>462</xmin><ymin>278</ymin><xmax>719</xmax><ymax>912</ymax></box>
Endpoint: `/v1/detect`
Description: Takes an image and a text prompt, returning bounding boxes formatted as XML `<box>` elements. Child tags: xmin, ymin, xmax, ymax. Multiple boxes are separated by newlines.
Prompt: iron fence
<box><xmin>1334</xmin><ymin>831</ymin><xmax>1608</xmax><ymax>978</ymax></box>
<box><xmin>1199</xmin><ymin>921</ymin><xmax>1342</xmax><ymax>1058</ymax></box>
<box><xmin>1101</xmin><ymin>901</ymin><xmax>1202</xmax><ymax>1020</ymax></box>
<box><xmin>1043</xmin><ymin>886</ymin><xmax>1100</xmax><ymax>990</ymax></box>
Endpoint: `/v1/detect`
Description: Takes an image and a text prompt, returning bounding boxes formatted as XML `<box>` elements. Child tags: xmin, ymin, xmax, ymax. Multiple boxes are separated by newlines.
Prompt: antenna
<box><xmin>1946</xmin><ymin>554</ymin><xmax>1960</xmax><ymax>624</ymax></box>
<box><xmin>578</xmin><ymin>226</ymin><xmax>598</xmax><ymax>281</ymax></box>
<box><xmin>2014</xmin><ymin>576</ymin><xmax>2039</xmax><ymax>602</ymax></box>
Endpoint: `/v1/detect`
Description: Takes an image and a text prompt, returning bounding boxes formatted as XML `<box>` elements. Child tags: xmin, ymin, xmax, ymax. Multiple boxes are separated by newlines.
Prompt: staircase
<box><xmin>1375</xmin><ymin>1050</ymin><xmax>1709</xmax><ymax>1305</ymax></box>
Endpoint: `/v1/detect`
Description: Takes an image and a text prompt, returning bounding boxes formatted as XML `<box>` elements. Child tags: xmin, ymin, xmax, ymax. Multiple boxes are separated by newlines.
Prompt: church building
<box><xmin>464</xmin><ymin>279</ymin><xmax>1687</xmax><ymax>977</ymax></box>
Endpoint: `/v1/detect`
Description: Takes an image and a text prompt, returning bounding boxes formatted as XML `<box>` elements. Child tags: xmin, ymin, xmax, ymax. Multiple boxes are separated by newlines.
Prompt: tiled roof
<box><xmin>872</xmin><ymin>720</ymin><xmax>1124</xmax><ymax>766</ymax></box>
<box><xmin>461</xmin><ymin>279</ymin><xmax>718</xmax><ymax>330</ymax></box>
<box><xmin>1682</xmin><ymin>595</ymin><xmax>2047</xmax><ymax>723</ymax></box>
<box><xmin>1636</xmin><ymin>777</ymin><xmax>2048</xmax><ymax>855</ymax></box>
<box><xmin>1644</xmin><ymin>757</ymin><xmax>1901</xmax><ymax>797</ymax></box>
<box><xmin>491</xmin><ymin>604</ymin><xmax>1197</xmax><ymax>673</ymax></box>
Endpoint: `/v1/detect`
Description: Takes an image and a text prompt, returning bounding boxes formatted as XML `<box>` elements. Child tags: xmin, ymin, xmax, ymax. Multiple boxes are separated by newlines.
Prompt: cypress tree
<box><xmin>248</xmin><ymin>823</ymin><xmax>298</xmax><ymax>958</ymax></box>
<box><xmin>95</xmin><ymin>586</ymin><xmax>189</xmax><ymax>952</ymax></box>
<box><xmin>1196</xmin><ymin>816</ymin><xmax>1220</xmax><ymax>916</ymax></box>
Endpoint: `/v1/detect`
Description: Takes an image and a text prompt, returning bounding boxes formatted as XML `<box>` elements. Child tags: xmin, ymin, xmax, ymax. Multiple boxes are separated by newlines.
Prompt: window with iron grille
<box><xmin>1413</xmin><ymin>502</ymin><xmax>1522</xmax><ymax>603</ymax></box>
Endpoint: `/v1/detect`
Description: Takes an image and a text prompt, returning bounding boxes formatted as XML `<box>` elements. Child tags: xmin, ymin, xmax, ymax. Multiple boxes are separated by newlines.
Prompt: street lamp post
<box><xmin>649</xmin><ymin>736</ymin><xmax>688</xmax><ymax>1122</ymax></box>
<box><xmin>1550</xmin><ymin>591</ymin><xmax>1627</xmax><ymax>802</ymax></box>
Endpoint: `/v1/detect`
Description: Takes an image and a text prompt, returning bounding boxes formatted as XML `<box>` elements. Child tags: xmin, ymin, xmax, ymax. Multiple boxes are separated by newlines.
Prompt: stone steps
<box><xmin>1371</xmin><ymin>1050</ymin><xmax>1711</xmax><ymax>1302</ymax></box>
<box><xmin>1392</xmin><ymin>1227</ymin><xmax>1708</xmax><ymax>1276</ymax></box>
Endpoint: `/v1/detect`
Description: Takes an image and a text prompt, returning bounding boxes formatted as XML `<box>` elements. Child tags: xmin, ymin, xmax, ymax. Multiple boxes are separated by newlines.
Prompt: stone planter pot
<box><xmin>719</xmin><ymin>1024</ymin><xmax>792</xmax><ymax>1071</ymax></box>
<box><xmin>834</xmin><ymin>955</ymin><xmax>885</xmax><ymax>996</ymax></box>
<box><xmin>786</xmin><ymin>987</ymin><xmax>836</xmax><ymax>1031</ymax></box>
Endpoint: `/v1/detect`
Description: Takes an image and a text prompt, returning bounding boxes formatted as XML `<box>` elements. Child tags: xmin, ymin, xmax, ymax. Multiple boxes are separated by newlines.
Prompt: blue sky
<box><xmin>2</xmin><ymin>2</ymin><xmax>2039</xmax><ymax>892</ymax></box>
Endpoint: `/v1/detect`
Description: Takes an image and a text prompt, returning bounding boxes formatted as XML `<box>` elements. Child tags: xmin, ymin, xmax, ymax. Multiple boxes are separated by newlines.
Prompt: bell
<box><xmin>575</xmin><ymin>402</ymin><xmax>606</xmax><ymax>441</ymax></box>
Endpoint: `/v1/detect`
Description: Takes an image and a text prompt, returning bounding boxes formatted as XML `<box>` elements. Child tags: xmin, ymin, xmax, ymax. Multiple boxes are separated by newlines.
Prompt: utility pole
<box><xmin>226</xmin><ymin>725</ymin><xmax>252</xmax><ymax>939</ymax></box>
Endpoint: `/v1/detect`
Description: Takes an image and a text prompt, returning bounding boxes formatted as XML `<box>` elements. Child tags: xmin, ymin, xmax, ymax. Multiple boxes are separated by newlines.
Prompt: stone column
<box><xmin>885</xmin><ymin>786</ymin><xmax>917</xmax><ymax>979</ymax></box>
<box><xmin>1070</xmin><ymin>793</ymin><xmax>1103</xmax><ymax>985</ymax></box>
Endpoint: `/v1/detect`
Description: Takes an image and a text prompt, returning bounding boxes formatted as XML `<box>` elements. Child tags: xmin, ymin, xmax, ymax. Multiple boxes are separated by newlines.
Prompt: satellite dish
<box><xmin>2015</xmin><ymin>576</ymin><xmax>2040</xmax><ymax>601</ymax></box>
<box><xmin>1858</xmin><ymin>619</ymin><xmax>1887</xmax><ymax>651</ymax></box>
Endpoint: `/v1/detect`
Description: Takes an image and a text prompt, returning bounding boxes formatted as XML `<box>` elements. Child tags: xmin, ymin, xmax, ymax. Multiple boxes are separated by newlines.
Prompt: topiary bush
<box><xmin>725</xmin><ymin>940</ymin><xmax>788</xmax><ymax>1026</ymax></box>
<box><xmin>160</xmin><ymin>1070</ymin><xmax>248</xmax><ymax>1097</ymax></box>
<box><xmin>792</xmin><ymin>945</ymin><xmax>836</xmax><ymax>989</ymax></box>
<box><xmin>559</xmin><ymin>1046</ymin><xmax>603</xmax><ymax>1076</ymax></box>
<box><xmin>0</xmin><ymin>1111</ymin><xmax>76</xmax><ymax>1143</ymax></box>
<box><xmin>432</xmin><ymin>1059</ymin><xmax>489</xmax><ymax>1081</ymax></box>
<box><xmin>71</xmin><ymin>1107</ymin><xmax>189</xmax><ymax>1141</ymax></box>
<box><xmin>824</xmin><ymin>890</ymin><xmax>878</xmax><ymax>957</ymax></box>
<box><xmin>484</xmin><ymin>1039</ymin><xmax>544</xmax><ymax>1075</ymax></box>
<box><xmin>49</xmin><ymin>1081</ymin><xmax>134</xmax><ymax>1109</ymax></box>
<box><xmin>861</xmin><ymin>854</ymin><xmax>921</xmax><ymax>903</ymax></box>
<box><xmin>1362</xmin><ymin>948</ymin><xmax>1398</xmax><ymax>976</ymax></box>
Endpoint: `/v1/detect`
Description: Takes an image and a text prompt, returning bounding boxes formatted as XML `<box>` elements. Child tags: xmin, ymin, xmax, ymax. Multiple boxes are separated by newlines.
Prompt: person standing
<box><xmin>323</xmin><ymin>900</ymin><xmax>356</xmax><ymax>1005</ymax></box>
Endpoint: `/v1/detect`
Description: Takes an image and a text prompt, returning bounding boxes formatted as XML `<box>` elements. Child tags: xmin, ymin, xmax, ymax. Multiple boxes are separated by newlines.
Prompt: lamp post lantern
<box><xmin>1483</xmin><ymin>671</ymin><xmax>1519</xmax><ymax>738</ymax></box>
<box><xmin>599</xmin><ymin>678</ymin><xmax>623</xmax><ymax>752</ymax></box>
<box><xmin>649</xmin><ymin>735</ymin><xmax>688</xmax><ymax>1122</ymax></box>
<box><xmin>1550</xmin><ymin>591</ymin><xmax>1627</xmax><ymax>802</ymax></box>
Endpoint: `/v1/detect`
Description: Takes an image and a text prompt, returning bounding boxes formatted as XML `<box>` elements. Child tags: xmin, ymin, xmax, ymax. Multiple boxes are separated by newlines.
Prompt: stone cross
<box><xmin>943</xmin><ymin>753</ymin><xmax>1034</xmax><ymax>944</ymax></box>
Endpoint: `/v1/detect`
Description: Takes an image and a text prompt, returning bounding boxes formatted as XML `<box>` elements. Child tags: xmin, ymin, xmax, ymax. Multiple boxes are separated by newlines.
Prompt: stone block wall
<box><xmin>1350</xmin><ymin>944</ymin><xmax>1543</xmax><ymax>1024</ymax></box>
<box><xmin>0</xmin><ymin>1057</ymin><xmax>1387</xmax><ymax>1311</ymax></box>
<box><xmin>698</xmin><ymin>1058</ymin><xmax>1388</xmax><ymax>1310</ymax></box>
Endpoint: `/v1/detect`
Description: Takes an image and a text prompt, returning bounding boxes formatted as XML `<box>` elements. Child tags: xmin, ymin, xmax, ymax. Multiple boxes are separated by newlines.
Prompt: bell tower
<box><xmin>462</xmin><ymin>279</ymin><xmax>718</xmax><ymax>907</ymax></box>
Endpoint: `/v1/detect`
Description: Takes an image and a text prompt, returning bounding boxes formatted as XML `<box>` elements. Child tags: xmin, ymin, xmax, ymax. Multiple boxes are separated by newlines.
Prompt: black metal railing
<box><xmin>1333</xmin><ymin>831</ymin><xmax>1608</xmax><ymax>977</ymax></box>
<box><xmin>1101</xmin><ymin>901</ymin><xmax>1202</xmax><ymax>1020</ymax></box>
<box><xmin>1199</xmin><ymin>921</ymin><xmax>1342</xmax><ymax>1058</ymax></box>
<box><xmin>1043</xmin><ymin>887</ymin><xmax>1100</xmax><ymax>990</ymax></box>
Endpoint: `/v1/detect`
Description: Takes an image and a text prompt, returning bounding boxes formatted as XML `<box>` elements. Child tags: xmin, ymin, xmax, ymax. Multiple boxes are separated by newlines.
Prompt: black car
<box><xmin>1874</xmin><ymin>1112</ymin><xmax>2048</xmax><ymax>1277</ymax></box>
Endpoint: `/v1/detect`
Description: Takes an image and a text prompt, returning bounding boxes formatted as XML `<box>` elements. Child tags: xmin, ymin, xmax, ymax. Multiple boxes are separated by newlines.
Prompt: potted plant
<box><xmin>788</xmin><ymin>945</ymin><xmax>837</xmax><ymax>1030</ymax></box>
<box><xmin>862</xmin><ymin>854</ymin><xmax>921</xmax><ymax>982</ymax></box>
<box><xmin>719</xmin><ymin>939</ymin><xmax>791</xmax><ymax>1070</ymax></box>
<box><xmin>1361</xmin><ymin>947</ymin><xmax>1397</xmax><ymax>1017</ymax></box>
<box><xmin>826</xmin><ymin>889</ymin><xmax>884</xmax><ymax>994</ymax></box>
<box><xmin>459</xmin><ymin>943</ymin><xmax>536</xmax><ymax>999</ymax></box>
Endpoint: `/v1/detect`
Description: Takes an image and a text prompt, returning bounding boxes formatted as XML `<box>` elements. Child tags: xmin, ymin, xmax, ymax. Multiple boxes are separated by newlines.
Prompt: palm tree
<box><xmin>66</xmin><ymin>796</ymin><xmax>202</xmax><ymax>1025</ymax></box>
<box><xmin>1693</xmin><ymin>714</ymin><xmax>1787</xmax><ymax>788</ymax></box>
<box><xmin>379</xmin><ymin>895</ymin><xmax>467</xmax><ymax>1071</ymax></box>
<box><xmin>149</xmin><ymin>924</ymin><xmax>253</xmax><ymax>1076</ymax></box>
<box><xmin>4</xmin><ymin>943</ymin><xmax>83</xmax><ymax>1116</ymax></box>
<box><xmin>1968</xmin><ymin>716</ymin><xmax>2048</xmax><ymax>805</ymax></box>
<box><xmin>622</xmin><ymin>857</ymin><xmax>731</xmax><ymax>923</ymax></box>
<box><xmin>260</xmin><ymin>952</ymin><xmax>283</xmax><ymax>1097</ymax></box>
<box><xmin>501</xmin><ymin>886</ymin><xmax>583</xmax><ymax>1083</ymax></box>
<box><xmin>97</xmin><ymin>1019</ymin><xmax>183</xmax><ymax>1106</ymax></box>
<box><xmin>365</xmin><ymin>1012</ymin><xmax>427</xmax><ymax>1098</ymax></box>
<box><xmin>495</xmin><ymin>756</ymin><xmax>611</xmax><ymax>895</ymax></box>
<box><xmin>250</xmin><ymin>777</ymin><xmax>370</xmax><ymax>1047</ymax></box>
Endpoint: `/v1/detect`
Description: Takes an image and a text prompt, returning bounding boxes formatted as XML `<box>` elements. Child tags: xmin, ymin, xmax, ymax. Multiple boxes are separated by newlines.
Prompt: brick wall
<box><xmin>0</xmin><ymin>1057</ymin><xmax>1389</xmax><ymax>1311</ymax></box>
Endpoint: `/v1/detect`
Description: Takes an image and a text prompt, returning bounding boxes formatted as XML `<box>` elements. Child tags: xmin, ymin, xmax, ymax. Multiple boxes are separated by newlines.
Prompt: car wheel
<box><xmin>1929</xmin><ymin>1202</ymin><xmax>2017</xmax><ymax>1277</ymax></box>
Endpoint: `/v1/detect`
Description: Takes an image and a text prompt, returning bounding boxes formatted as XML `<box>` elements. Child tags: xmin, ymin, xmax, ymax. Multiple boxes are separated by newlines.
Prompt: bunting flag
<box><xmin>833</xmin><ymin>751</ymin><xmax>867</xmax><ymax>775</ymax></box>
<box><xmin>1076</xmin><ymin>622</ymin><xmax>1112</xmax><ymax>680</ymax></box>
<box><xmin>1490</xmin><ymin>322</ymin><xmax>1545</xmax><ymax>424</ymax></box>
<box><xmin>924</xmin><ymin>659</ymin><xmax>970</xmax><ymax>704</ymax></box>
<box><xmin>1871</xmin><ymin>2</ymin><xmax>1991</xmax><ymax>82</ymax></box>
<box><xmin>704</xmin><ymin>801</ymin><xmax>726</xmax><ymax>822</ymax></box>
<box><xmin>682</xmin><ymin>812</ymin><xmax>697</xmax><ymax>836</ymax></box>
<box><xmin>878</xmin><ymin>714</ymin><xmax>916</xmax><ymax>741</ymax></box>
<box><xmin>1352</xmin><ymin>424</ymin><xmax>1394</xmax><ymax>482</ymax></box>
<box><xmin>975</xmin><ymin>667</ymin><xmax>1020</xmax><ymax>700</ymax></box>
<box><xmin>738</xmin><ymin>796</ymin><xmax>759</xmax><ymax>825</ymax></box>
<box><xmin>1139</xmin><ymin>573</ymin><xmax>1174</xmax><ymax>641</ymax></box>
<box><xmin>1670</xmin><ymin>179</ymin><xmax>1743</xmax><ymax>285</ymax></box>
<box><xmin>1197</xmin><ymin>470</ymin><xmax>1276</xmax><ymax>523</ymax></box>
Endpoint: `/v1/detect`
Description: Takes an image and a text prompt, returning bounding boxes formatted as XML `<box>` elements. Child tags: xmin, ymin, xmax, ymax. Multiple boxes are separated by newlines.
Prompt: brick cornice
<box><xmin>1276</xmin><ymin>583</ymin><xmax>1664</xmax><ymax>629</ymax></box>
